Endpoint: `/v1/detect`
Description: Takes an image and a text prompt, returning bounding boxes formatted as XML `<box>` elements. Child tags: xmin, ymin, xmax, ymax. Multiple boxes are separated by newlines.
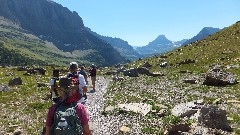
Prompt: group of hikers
<box><xmin>44</xmin><ymin>62</ymin><xmax>97</xmax><ymax>135</ymax></box>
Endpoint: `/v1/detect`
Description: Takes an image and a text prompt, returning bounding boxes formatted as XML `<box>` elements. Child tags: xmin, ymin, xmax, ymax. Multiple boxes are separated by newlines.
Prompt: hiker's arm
<box><xmin>45</xmin><ymin>106</ymin><xmax>55</xmax><ymax>135</ymax></box>
<box><xmin>49</xmin><ymin>79</ymin><xmax>55</xmax><ymax>92</ymax></box>
<box><xmin>82</xmin><ymin>124</ymin><xmax>92</xmax><ymax>135</ymax></box>
<box><xmin>50</xmin><ymin>86</ymin><xmax>54</xmax><ymax>92</ymax></box>
<box><xmin>78</xmin><ymin>75</ymin><xmax>87</xmax><ymax>93</ymax></box>
<box><xmin>45</xmin><ymin>126</ymin><xmax>50</xmax><ymax>135</ymax></box>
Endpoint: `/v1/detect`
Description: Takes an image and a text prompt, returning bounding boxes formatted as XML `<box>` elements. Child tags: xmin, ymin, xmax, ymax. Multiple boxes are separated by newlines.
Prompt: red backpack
<box><xmin>67</xmin><ymin>73</ymin><xmax>81</xmax><ymax>103</ymax></box>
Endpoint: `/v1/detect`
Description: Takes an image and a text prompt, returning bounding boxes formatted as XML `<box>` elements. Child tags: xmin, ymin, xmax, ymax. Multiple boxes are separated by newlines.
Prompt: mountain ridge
<box><xmin>85</xmin><ymin>27</ymin><xmax>144</xmax><ymax>61</ymax></box>
<box><xmin>0</xmin><ymin>0</ymin><xmax>127</xmax><ymax>66</ymax></box>
<box><xmin>135</xmin><ymin>35</ymin><xmax>187</xmax><ymax>57</ymax></box>
<box><xmin>182</xmin><ymin>27</ymin><xmax>221</xmax><ymax>45</ymax></box>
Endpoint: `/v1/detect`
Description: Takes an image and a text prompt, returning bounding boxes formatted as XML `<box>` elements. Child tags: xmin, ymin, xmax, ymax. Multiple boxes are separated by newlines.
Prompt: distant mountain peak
<box><xmin>182</xmin><ymin>27</ymin><xmax>221</xmax><ymax>45</ymax></box>
<box><xmin>148</xmin><ymin>34</ymin><xmax>172</xmax><ymax>46</ymax></box>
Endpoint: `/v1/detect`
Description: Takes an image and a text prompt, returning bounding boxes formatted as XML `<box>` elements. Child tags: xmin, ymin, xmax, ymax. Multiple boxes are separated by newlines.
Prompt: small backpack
<box><xmin>66</xmin><ymin>73</ymin><xmax>82</xmax><ymax>102</ymax></box>
<box><xmin>52</xmin><ymin>77</ymin><xmax>61</xmax><ymax>97</ymax></box>
<box><xmin>52</xmin><ymin>102</ymin><xmax>83</xmax><ymax>135</ymax></box>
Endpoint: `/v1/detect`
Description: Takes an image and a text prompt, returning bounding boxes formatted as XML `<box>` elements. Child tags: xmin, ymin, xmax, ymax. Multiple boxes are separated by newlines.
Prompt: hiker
<box><xmin>49</xmin><ymin>69</ymin><xmax>61</xmax><ymax>104</ymax></box>
<box><xmin>67</xmin><ymin>62</ymin><xmax>88</xmax><ymax>103</ymax></box>
<box><xmin>78</xmin><ymin>66</ymin><xmax>88</xmax><ymax>85</ymax></box>
<box><xmin>45</xmin><ymin>77</ymin><xmax>92</xmax><ymax>135</ymax></box>
<box><xmin>89</xmin><ymin>64</ymin><xmax>97</xmax><ymax>91</ymax></box>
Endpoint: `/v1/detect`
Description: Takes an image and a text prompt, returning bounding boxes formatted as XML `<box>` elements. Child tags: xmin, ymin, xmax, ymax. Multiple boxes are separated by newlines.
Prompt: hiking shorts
<box><xmin>91</xmin><ymin>76</ymin><xmax>96</xmax><ymax>85</ymax></box>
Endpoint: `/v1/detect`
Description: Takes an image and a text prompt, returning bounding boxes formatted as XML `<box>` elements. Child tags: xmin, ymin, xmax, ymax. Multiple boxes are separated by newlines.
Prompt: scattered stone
<box><xmin>137</xmin><ymin>67</ymin><xmax>150</xmax><ymax>75</ymax></box>
<box><xmin>227</xmin><ymin>99</ymin><xmax>240</xmax><ymax>103</ymax></box>
<box><xmin>104</xmin><ymin>106</ymin><xmax>115</xmax><ymax>112</ymax></box>
<box><xmin>0</xmin><ymin>85</ymin><xmax>10</xmax><ymax>92</ymax></box>
<box><xmin>213</xmin><ymin>98</ymin><xmax>224</xmax><ymax>104</ymax></box>
<box><xmin>37</xmin><ymin>82</ymin><xmax>49</xmax><ymax>87</ymax></box>
<box><xmin>105</xmin><ymin>71</ymin><xmax>117</xmax><ymax>75</ymax></box>
<box><xmin>172</xmin><ymin>101</ymin><xmax>202</xmax><ymax>118</ymax></box>
<box><xmin>8</xmin><ymin>77</ymin><xmax>23</xmax><ymax>86</ymax></box>
<box><xmin>157</xmin><ymin>109</ymin><xmax>167</xmax><ymax>117</ymax></box>
<box><xmin>167</xmin><ymin>124</ymin><xmax>191</xmax><ymax>135</ymax></box>
<box><xmin>123</xmin><ymin>68</ymin><xmax>139</xmax><ymax>77</ymax></box>
<box><xmin>148</xmin><ymin>72</ymin><xmax>165</xmax><ymax>77</ymax></box>
<box><xmin>27</xmin><ymin>68</ymin><xmax>46</xmax><ymax>75</ymax></box>
<box><xmin>13</xmin><ymin>127</ymin><xmax>22</xmax><ymax>135</ymax></box>
<box><xmin>159</xmin><ymin>62</ymin><xmax>168</xmax><ymax>68</ymax></box>
<box><xmin>17</xmin><ymin>66</ymin><xmax>29</xmax><ymax>71</ymax></box>
<box><xmin>203</xmin><ymin>66</ymin><xmax>238</xmax><ymax>86</ymax></box>
<box><xmin>5</xmin><ymin>72</ymin><xmax>14</xmax><ymax>76</ymax></box>
<box><xmin>119</xmin><ymin>126</ymin><xmax>130</xmax><ymax>133</ymax></box>
<box><xmin>179</xmin><ymin>70</ymin><xmax>192</xmax><ymax>74</ymax></box>
<box><xmin>183</xmin><ymin>79</ymin><xmax>198</xmax><ymax>84</ymax></box>
<box><xmin>178</xmin><ymin>59</ymin><xmax>196</xmax><ymax>65</ymax></box>
<box><xmin>142</xmin><ymin>61</ymin><xmax>152</xmax><ymax>68</ymax></box>
<box><xmin>198</xmin><ymin>105</ymin><xmax>232</xmax><ymax>132</ymax></box>
<box><xmin>118</xmin><ymin>103</ymin><xmax>152</xmax><ymax>116</ymax></box>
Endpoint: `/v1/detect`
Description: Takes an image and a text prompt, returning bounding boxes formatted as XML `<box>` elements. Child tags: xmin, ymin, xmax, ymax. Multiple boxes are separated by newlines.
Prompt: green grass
<box><xmin>102</xmin><ymin>22</ymin><xmax>240</xmax><ymax>134</ymax></box>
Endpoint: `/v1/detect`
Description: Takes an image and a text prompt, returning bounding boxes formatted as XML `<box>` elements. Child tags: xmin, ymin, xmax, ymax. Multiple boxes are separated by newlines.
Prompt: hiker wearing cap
<box><xmin>89</xmin><ymin>64</ymin><xmax>97</xmax><ymax>92</ymax></box>
<box><xmin>78</xmin><ymin>66</ymin><xmax>88</xmax><ymax>85</ymax></box>
<box><xmin>45</xmin><ymin>77</ymin><xmax>92</xmax><ymax>135</ymax></box>
<box><xmin>67</xmin><ymin>62</ymin><xmax>88</xmax><ymax>103</ymax></box>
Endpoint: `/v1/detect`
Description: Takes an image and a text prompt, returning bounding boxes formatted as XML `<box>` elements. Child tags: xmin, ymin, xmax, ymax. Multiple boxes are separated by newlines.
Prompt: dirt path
<box><xmin>85</xmin><ymin>76</ymin><xmax>142</xmax><ymax>135</ymax></box>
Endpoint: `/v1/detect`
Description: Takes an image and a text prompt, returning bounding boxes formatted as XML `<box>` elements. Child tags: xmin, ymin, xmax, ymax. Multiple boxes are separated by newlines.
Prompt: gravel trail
<box><xmin>85</xmin><ymin>76</ymin><xmax>143</xmax><ymax>135</ymax></box>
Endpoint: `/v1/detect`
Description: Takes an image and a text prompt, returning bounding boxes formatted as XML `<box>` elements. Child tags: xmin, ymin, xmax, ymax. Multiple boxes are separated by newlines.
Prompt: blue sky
<box><xmin>53</xmin><ymin>0</ymin><xmax>239</xmax><ymax>46</ymax></box>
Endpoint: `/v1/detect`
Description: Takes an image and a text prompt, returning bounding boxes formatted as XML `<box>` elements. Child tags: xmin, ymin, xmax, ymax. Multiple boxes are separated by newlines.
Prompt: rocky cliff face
<box><xmin>0</xmin><ymin>0</ymin><xmax>126</xmax><ymax>66</ymax></box>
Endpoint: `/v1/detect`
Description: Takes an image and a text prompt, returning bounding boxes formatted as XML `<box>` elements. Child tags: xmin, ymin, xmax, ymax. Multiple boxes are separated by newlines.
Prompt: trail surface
<box><xmin>85</xmin><ymin>76</ymin><xmax>142</xmax><ymax>135</ymax></box>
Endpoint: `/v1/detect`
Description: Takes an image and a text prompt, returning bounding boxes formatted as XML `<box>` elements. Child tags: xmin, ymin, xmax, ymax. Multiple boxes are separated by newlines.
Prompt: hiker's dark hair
<box><xmin>52</xmin><ymin>69</ymin><xmax>60</xmax><ymax>74</ymax></box>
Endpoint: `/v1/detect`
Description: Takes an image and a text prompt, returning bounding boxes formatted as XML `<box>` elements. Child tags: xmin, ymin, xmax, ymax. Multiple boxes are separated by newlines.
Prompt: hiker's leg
<box><xmin>91</xmin><ymin>76</ymin><xmax>96</xmax><ymax>90</ymax></box>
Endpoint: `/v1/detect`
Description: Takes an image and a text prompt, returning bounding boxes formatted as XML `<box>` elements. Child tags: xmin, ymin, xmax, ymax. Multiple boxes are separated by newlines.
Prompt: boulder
<box><xmin>198</xmin><ymin>105</ymin><xmax>232</xmax><ymax>131</ymax></box>
<box><xmin>123</xmin><ymin>68</ymin><xmax>139</xmax><ymax>77</ymax></box>
<box><xmin>203</xmin><ymin>66</ymin><xmax>238</xmax><ymax>86</ymax></box>
<box><xmin>172</xmin><ymin>101</ymin><xmax>203</xmax><ymax>118</ymax></box>
<box><xmin>8</xmin><ymin>77</ymin><xmax>23</xmax><ymax>86</ymax></box>
<box><xmin>137</xmin><ymin>67</ymin><xmax>150</xmax><ymax>75</ymax></box>
<box><xmin>118</xmin><ymin>103</ymin><xmax>152</xmax><ymax>116</ymax></box>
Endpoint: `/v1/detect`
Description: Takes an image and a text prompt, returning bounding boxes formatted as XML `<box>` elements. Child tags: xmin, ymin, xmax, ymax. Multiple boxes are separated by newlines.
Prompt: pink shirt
<box><xmin>46</xmin><ymin>103</ymin><xmax>89</xmax><ymax>127</ymax></box>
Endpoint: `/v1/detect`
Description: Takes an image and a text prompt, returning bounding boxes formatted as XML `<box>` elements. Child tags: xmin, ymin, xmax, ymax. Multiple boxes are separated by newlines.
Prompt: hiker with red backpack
<box><xmin>45</xmin><ymin>77</ymin><xmax>92</xmax><ymax>135</ymax></box>
<box><xmin>67</xmin><ymin>62</ymin><xmax>88</xmax><ymax>103</ymax></box>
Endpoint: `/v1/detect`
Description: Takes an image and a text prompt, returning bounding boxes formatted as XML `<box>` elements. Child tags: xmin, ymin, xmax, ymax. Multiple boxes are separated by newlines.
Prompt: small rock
<box><xmin>119</xmin><ymin>126</ymin><xmax>130</xmax><ymax>133</ymax></box>
<box><xmin>14</xmin><ymin>128</ymin><xmax>22</xmax><ymax>135</ymax></box>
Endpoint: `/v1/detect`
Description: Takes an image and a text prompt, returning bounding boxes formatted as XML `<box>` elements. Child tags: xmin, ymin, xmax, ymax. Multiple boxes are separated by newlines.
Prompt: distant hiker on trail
<box><xmin>49</xmin><ymin>69</ymin><xmax>61</xmax><ymax>104</ymax></box>
<box><xmin>78</xmin><ymin>66</ymin><xmax>88</xmax><ymax>85</ymax></box>
<box><xmin>67</xmin><ymin>62</ymin><xmax>88</xmax><ymax>103</ymax></box>
<box><xmin>89</xmin><ymin>64</ymin><xmax>97</xmax><ymax>92</ymax></box>
<box><xmin>45</xmin><ymin>77</ymin><xmax>92</xmax><ymax>135</ymax></box>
